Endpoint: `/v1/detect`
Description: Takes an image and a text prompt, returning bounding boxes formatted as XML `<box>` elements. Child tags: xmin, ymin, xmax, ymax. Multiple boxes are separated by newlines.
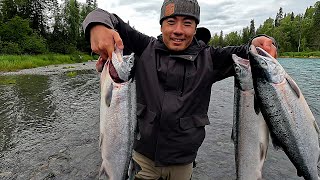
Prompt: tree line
<box><xmin>0</xmin><ymin>0</ymin><xmax>96</xmax><ymax>55</ymax></box>
<box><xmin>209</xmin><ymin>1</ymin><xmax>320</xmax><ymax>52</ymax></box>
<box><xmin>0</xmin><ymin>1</ymin><xmax>319</xmax><ymax>55</ymax></box>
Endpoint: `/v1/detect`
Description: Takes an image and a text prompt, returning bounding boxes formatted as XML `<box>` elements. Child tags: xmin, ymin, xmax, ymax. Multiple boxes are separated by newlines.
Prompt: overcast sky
<box><xmin>80</xmin><ymin>0</ymin><xmax>318</xmax><ymax>37</ymax></box>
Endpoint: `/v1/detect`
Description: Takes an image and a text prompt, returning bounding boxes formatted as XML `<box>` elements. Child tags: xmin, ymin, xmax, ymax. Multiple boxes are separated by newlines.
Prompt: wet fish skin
<box><xmin>232</xmin><ymin>54</ymin><xmax>269</xmax><ymax>180</ymax></box>
<box><xmin>249</xmin><ymin>45</ymin><xmax>320</xmax><ymax>180</ymax></box>
<box><xmin>99</xmin><ymin>52</ymin><xmax>137</xmax><ymax>180</ymax></box>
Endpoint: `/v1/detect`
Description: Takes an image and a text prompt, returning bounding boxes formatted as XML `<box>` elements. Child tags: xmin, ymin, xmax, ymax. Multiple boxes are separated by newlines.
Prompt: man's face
<box><xmin>161</xmin><ymin>16</ymin><xmax>197</xmax><ymax>51</ymax></box>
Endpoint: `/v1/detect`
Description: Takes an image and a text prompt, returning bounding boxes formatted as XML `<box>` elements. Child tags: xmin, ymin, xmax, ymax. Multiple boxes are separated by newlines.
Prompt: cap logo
<box><xmin>165</xmin><ymin>3</ymin><xmax>175</xmax><ymax>16</ymax></box>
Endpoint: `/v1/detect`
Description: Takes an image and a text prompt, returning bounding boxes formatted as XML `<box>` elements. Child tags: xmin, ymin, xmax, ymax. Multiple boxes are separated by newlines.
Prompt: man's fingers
<box><xmin>96</xmin><ymin>56</ymin><xmax>106</xmax><ymax>72</ymax></box>
<box><xmin>262</xmin><ymin>40</ymin><xmax>277</xmax><ymax>58</ymax></box>
<box><xmin>252</xmin><ymin>36</ymin><xmax>277</xmax><ymax>58</ymax></box>
<box><xmin>89</xmin><ymin>25</ymin><xmax>124</xmax><ymax>61</ymax></box>
<box><xmin>270</xmin><ymin>44</ymin><xmax>278</xmax><ymax>58</ymax></box>
<box><xmin>107</xmin><ymin>46</ymin><xmax>114</xmax><ymax>60</ymax></box>
<box><xmin>113</xmin><ymin>30</ymin><xmax>124</xmax><ymax>50</ymax></box>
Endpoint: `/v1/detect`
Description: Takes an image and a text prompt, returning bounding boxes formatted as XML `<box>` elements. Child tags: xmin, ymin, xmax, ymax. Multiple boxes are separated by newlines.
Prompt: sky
<box><xmin>79</xmin><ymin>0</ymin><xmax>318</xmax><ymax>37</ymax></box>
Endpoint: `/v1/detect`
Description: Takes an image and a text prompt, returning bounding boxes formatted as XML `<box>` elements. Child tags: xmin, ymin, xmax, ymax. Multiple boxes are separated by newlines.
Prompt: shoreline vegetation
<box><xmin>279</xmin><ymin>51</ymin><xmax>320</xmax><ymax>58</ymax></box>
<box><xmin>0</xmin><ymin>54</ymin><xmax>97</xmax><ymax>72</ymax></box>
<box><xmin>0</xmin><ymin>52</ymin><xmax>319</xmax><ymax>72</ymax></box>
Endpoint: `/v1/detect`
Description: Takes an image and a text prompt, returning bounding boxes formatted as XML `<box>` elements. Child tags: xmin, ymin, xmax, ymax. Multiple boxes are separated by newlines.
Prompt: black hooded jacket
<box><xmin>83</xmin><ymin>8</ymin><xmax>250</xmax><ymax>166</ymax></box>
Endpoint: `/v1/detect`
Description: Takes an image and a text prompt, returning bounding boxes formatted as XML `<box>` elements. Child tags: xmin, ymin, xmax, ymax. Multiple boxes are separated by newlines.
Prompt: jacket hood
<box><xmin>155</xmin><ymin>35</ymin><xmax>206</xmax><ymax>61</ymax></box>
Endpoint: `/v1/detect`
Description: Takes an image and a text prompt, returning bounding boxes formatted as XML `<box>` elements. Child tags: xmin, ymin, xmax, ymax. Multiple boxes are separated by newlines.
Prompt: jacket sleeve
<box><xmin>209</xmin><ymin>44</ymin><xmax>248</xmax><ymax>82</ymax></box>
<box><xmin>209</xmin><ymin>34</ymin><xmax>278</xmax><ymax>82</ymax></box>
<box><xmin>82</xmin><ymin>8</ymin><xmax>151</xmax><ymax>56</ymax></box>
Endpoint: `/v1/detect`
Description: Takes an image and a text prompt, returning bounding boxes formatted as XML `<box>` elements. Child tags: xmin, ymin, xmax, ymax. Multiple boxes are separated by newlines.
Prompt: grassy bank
<box><xmin>279</xmin><ymin>51</ymin><xmax>320</xmax><ymax>58</ymax></box>
<box><xmin>1</xmin><ymin>51</ymin><xmax>319</xmax><ymax>72</ymax></box>
<box><xmin>0</xmin><ymin>54</ymin><xmax>95</xmax><ymax>72</ymax></box>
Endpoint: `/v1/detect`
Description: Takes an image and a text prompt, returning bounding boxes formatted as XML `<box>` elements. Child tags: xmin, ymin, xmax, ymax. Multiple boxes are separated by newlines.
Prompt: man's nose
<box><xmin>173</xmin><ymin>23</ymin><xmax>183</xmax><ymax>35</ymax></box>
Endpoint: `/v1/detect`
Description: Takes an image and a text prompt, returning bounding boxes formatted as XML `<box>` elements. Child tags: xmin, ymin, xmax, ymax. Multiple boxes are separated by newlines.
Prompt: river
<box><xmin>0</xmin><ymin>58</ymin><xmax>319</xmax><ymax>179</ymax></box>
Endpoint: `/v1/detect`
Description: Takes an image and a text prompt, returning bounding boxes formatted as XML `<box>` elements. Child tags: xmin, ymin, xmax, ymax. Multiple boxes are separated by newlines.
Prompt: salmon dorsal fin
<box><xmin>285</xmin><ymin>74</ymin><xmax>301</xmax><ymax>98</ymax></box>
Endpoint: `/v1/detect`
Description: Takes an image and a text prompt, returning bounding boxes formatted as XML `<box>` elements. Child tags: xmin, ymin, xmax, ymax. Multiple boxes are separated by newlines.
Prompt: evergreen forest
<box><xmin>0</xmin><ymin>0</ymin><xmax>319</xmax><ymax>55</ymax></box>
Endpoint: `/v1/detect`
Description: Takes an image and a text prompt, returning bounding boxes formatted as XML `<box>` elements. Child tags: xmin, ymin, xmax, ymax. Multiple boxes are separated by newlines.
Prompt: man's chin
<box><xmin>168</xmin><ymin>45</ymin><xmax>186</xmax><ymax>52</ymax></box>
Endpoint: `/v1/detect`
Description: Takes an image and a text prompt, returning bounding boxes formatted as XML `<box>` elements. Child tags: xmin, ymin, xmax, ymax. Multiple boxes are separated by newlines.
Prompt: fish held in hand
<box><xmin>232</xmin><ymin>54</ymin><xmax>269</xmax><ymax>180</ymax></box>
<box><xmin>249</xmin><ymin>45</ymin><xmax>320</xmax><ymax>180</ymax></box>
<box><xmin>99</xmin><ymin>50</ymin><xmax>137</xmax><ymax>180</ymax></box>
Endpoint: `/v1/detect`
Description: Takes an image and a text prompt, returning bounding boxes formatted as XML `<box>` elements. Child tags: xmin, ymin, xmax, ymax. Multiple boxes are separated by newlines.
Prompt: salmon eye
<box><xmin>234</xmin><ymin>66</ymin><xmax>241</xmax><ymax>73</ymax></box>
<box><xmin>260</xmin><ymin>61</ymin><xmax>267</xmax><ymax>67</ymax></box>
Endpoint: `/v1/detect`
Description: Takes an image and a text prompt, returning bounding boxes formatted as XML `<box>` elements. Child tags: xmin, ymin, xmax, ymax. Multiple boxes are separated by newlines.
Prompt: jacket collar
<box><xmin>155</xmin><ymin>35</ymin><xmax>206</xmax><ymax>61</ymax></box>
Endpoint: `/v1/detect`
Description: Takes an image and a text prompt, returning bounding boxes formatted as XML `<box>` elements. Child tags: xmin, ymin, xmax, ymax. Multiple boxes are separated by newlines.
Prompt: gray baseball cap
<box><xmin>160</xmin><ymin>0</ymin><xmax>200</xmax><ymax>25</ymax></box>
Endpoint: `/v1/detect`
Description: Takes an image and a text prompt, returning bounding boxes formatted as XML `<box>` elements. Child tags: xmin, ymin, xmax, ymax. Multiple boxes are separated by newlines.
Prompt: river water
<box><xmin>0</xmin><ymin>58</ymin><xmax>319</xmax><ymax>179</ymax></box>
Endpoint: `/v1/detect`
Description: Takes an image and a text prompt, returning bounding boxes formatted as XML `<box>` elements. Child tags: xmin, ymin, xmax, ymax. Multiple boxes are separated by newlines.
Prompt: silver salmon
<box><xmin>99</xmin><ymin>51</ymin><xmax>137</xmax><ymax>180</ymax></box>
<box><xmin>232</xmin><ymin>54</ymin><xmax>269</xmax><ymax>180</ymax></box>
<box><xmin>249</xmin><ymin>45</ymin><xmax>320</xmax><ymax>180</ymax></box>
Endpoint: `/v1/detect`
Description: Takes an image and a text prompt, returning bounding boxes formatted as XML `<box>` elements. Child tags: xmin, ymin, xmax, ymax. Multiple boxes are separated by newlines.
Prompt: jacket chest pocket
<box><xmin>179</xmin><ymin>114</ymin><xmax>210</xmax><ymax>130</ymax></box>
<box><xmin>169</xmin><ymin>114</ymin><xmax>211</xmax><ymax>153</ymax></box>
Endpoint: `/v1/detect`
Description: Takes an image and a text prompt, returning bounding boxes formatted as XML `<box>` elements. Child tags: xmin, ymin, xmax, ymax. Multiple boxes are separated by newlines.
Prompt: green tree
<box><xmin>249</xmin><ymin>19</ymin><xmax>256</xmax><ymax>38</ymax></box>
<box><xmin>66</xmin><ymin>0</ymin><xmax>80</xmax><ymax>45</ymax></box>
<box><xmin>78</xmin><ymin>0</ymin><xmax>98</xmax><ymax>52</ymax></box>
<box><xmin>256</xmin><ymin>18</ymin><xmax>274</xmax><ymax>36</ymax></box>
<box><xmin>0</xmin><ymin>0</ymin><xmax>18</xmax><ymax>22</ymax></box>
<box><xmin>0</xmin><ymin>16</ymin><xmax>33</xmax><ymax>43</ymax></box>
<box><xmin>224</xmin><ymin>31</ymin><xmax>241</xmax><ymax>46</ymax></box>
<box><xmin>0</xmin><ymin>16</ymin><xmax>47</xmax><ymax>54</ymax></box>
<box><xmin>275</xmin><ymin>7</ymin><xmax>283</xmax><ymax>27</ymax></box>
<box><xmin>219</xmin><ymin>30</ymin><xmax>224</xmax><ymax>47</ymax></box>
<box><xmin>311</xmin><ymin>1</ymin><xmax>320</xmax><ymax>50</ymax></box>
<box><xmin>209</xmin><ymin>33</ymin><xmax>220</xmax><ymax>47</ymax></box>
<box><xmin>242</xmin><ymin>27</ymin><xmax>250</xmax><ymax>44</ymax></box>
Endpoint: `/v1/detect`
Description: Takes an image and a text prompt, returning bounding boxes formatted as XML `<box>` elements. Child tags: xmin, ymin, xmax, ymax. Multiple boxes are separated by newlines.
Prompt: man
<box><xmin>83</xmin><ymin>0</ymin><xmax>277</xmax><ymax>179</ymax></box>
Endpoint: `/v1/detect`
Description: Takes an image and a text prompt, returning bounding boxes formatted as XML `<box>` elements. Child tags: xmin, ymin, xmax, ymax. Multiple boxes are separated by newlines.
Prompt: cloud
<box><xmin>79</xmin><ymin>0</ymin><xmax>318</xmax><ymax>37</ymax></box>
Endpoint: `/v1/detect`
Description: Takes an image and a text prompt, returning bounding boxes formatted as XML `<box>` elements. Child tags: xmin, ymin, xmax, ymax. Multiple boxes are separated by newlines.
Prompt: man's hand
<box><xmin>251</xmin><ymin>36</ymin><xmax>277</xmax><ymax>58</ymax></box>
<box><xmin>90</xmin><ymin>25</ymin><xmax>124</xmax><ymax>72</ymax></box>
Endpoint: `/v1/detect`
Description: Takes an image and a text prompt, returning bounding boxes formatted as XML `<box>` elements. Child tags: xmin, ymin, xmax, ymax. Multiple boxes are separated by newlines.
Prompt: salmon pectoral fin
<box><xmin>285</xmin><ymin>74</ymin><xmax>301</xmax><ymax>98</ymax></box>
<box><xmin>254</xmin><ymin>95</ymin><xmax>261</xmax><ymax>115</ymax></box>
<box><xmin>99</xmin><ymin>133</ymin><xmax>103</xmax><ymax>148</ymax></box>
<box><xmin>270</xmin><ymin>133</ymin><xmax>283</xmax><ymax>151</ymax></box>
<box><xmin>231</xmin><ymin>126</ymin><xmax>235</xmax><ymax>142</ymax></box>
<box><xmin>313</xmin><ymin>121</ymin><xmax>320</xmax><ymax>134</ymax></box>
<box><xmin>105</xmin><ymin>83</ymin><xmax>113</xmax><ymax>107</ymax></box>
<box><xmin>317</xmin><ymin>158</ymin><xmax>320</xmax><ymax>175</ymax></box>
